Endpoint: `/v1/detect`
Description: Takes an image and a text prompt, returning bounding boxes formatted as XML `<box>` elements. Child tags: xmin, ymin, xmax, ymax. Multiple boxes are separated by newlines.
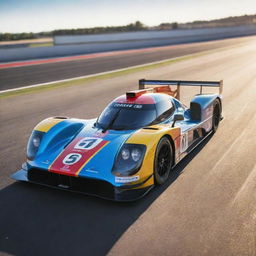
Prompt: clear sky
<box><xmin>0</xmin><ymin>0</ymin><xmax>256</xmax><ymax>33</ymax></box>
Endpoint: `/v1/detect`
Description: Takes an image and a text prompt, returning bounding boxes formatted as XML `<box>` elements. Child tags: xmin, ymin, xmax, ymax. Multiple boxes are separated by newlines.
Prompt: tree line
<box><xmin>0</xmin><ymin>21</ymin><xmax>147</xmax><ymax>41</ymax></box>
<box><xmin>1</xmin><ymin>14</ymin><xmax>255</xmax><ymax>41</ymax></box>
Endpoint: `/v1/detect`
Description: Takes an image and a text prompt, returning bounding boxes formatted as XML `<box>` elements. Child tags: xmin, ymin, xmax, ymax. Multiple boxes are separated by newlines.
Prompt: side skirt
<box><xmin>173</xmin><ymin>130</ymin><xmax>213</xmax><ymax>168</ymax></box>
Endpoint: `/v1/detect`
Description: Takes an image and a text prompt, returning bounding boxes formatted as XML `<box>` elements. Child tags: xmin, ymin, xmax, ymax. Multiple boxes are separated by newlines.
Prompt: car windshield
<box><xmin>97</xmin><ymin>102</ymin><xmax>157</xmax><ymax>130</ymax></box>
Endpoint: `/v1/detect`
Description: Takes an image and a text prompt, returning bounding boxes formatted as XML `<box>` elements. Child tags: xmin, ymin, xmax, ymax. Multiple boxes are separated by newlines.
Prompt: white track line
<box><xmin>0</xmin><ymin>54</ymin><xmax>191</xmax><ymax>94</ymax></box>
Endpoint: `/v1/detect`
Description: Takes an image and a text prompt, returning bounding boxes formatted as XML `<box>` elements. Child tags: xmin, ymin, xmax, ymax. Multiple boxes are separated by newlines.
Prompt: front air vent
<box><xmin>27</xmin><ymin>168</ymin><xmax>115</xmax><ymax>199</ymax></box>
<box><xmin>143</xmin><ymin>127</ymin><xmax>159</xmax><ymax>130</ymax></box>
<box><xmin>53</xmin><ymin>116</ymin><xmax>68</xmax><ymax>119</ymax></box>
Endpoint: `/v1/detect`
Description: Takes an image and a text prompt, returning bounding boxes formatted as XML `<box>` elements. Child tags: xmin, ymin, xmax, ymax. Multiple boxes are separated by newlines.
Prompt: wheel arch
<box><xmin>215</xmin><ymin>96</ymin><xmax>222</xmax><ymax>114</ymax></box>
<box><xmin>162</xmin><ymin>134</ymin><xmax>176</xmax><ymax>167</ymax></box>
<box><xmin>126</xmin><ymin>126</ymin><xmax>180</xmax><ymax>182</ymax></box>
<box><xmin>190</xmin><ymin>94</ymin><xmax>222</xmax><ymax>122</ymax></box>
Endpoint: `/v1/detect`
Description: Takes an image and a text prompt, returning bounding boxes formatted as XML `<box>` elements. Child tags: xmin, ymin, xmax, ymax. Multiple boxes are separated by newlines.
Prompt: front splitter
<box><xmin>11</xmin><ymin>169</ymin><xmax>154</xmax><ymax>202</ymax></box>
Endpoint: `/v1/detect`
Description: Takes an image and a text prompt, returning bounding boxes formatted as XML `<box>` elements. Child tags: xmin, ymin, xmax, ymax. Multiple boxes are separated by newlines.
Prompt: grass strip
<box><xmin>0</xmin><ymin>51</ymin><xmax>206</xmax><ymax>99</ymax></box>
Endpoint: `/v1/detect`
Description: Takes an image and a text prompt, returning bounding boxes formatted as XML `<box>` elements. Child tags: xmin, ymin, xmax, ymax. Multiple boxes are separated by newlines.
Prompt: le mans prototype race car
<box><xmin>12</xmin><ymin>79</ymin><xmax>223</xmax><ymax>201</ymax></box>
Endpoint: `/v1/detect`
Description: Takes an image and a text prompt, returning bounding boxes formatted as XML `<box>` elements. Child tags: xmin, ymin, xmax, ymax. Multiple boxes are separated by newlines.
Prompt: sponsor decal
<box><xmin>41</xmin><ymin>160</ymin><xmax>50</xmax><ymax>165</ymax></box>
<box><xmin>204</xmin><ymin>119</ymin><xmax>212</xmax><ymax>132</ymax></box>
<box><xmin>205</xmin><ymin>105</ymin><xmax>213</xmax><ymax>118</ymax></box>
<box><xmin>115</xmin><ymin>176</ymin><xmax>139</xmax><ymax>183</ymax></box>
<box><xmin>58</xmin><ymin>184</ymin><xmax>69</xmax><ymax>189</ymax></box>
<box><xmin>61</xmin><ymin>165</ymin><xmax>71</xmax><ymax>171</ymax></box>
<box><xmin>174</xmin><ymin>138</ymin><xmax>180</xmax><ymax>160</ymax></box>
<box><xmin>180</xmin><ymin>132</ymin><xmax>188</xmax><ymax>153</ymax></box>
<box><xmin>113</xmin><ymin>103</ymin><xmax>143</xmax><ymax>109</ymax></box>
<box><xmin>85</xmin><ymin>169</ymin><xmax>99</xmax><ymax>174</ymax></box>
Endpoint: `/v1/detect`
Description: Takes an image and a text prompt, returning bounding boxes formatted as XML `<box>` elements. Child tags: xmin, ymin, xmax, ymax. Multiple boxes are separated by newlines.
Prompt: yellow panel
<box><xmin>125</xmin><ymin>125</ymin><xmax>181</xmax><ymax>189</ymax></box>
<box><xmin>34</xmin><ymin>118</ymin><xmax>64</xmax><ymax>132</ymax></box>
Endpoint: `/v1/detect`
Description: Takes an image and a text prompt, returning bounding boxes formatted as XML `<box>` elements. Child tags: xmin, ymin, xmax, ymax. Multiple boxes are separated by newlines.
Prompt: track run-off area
<box><xmin>0</xmin><ymin>36</ymin><xmax>256</xmax><ymax>256</ymax></box>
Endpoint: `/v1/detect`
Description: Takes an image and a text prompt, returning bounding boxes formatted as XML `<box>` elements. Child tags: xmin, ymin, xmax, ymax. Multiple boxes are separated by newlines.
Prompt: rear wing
<box><xmin>139</xmin><ymin>79</ymin><xmax>223</xmax><ymax>100</ymax></box>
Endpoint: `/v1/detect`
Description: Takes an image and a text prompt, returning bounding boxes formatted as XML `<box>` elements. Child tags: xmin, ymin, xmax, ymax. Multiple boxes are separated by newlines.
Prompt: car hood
<box><xmin>29</xmin><ymin>119</ymin><xmax>137</xmax><ymax>183</ymax></box>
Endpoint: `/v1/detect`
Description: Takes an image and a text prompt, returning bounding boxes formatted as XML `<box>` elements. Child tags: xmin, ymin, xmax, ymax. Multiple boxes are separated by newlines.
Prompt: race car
<box><xmin>12</xmin><ymin>79</ymin><xmax>223</xmax><ymax>201</ymax></box>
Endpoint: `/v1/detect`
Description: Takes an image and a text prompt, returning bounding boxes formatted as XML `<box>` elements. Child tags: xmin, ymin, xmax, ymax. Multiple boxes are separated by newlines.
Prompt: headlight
<box><xmin>27</xmin><ymin>130</ymin><xmax>44</xmax><ymax>160</ymax></box>
<box><xmin>32</xmin><ymin>137</ymin><xmax>41</xmax><ymax>147</ymax></box>
<box><xmin>131</xmin><ymin>148</ymin><xmax>142</xmax><ymax>162</ymax></box>
<box><xmin>121</xmin><ymin>148</ymin><xmax>130</xmax><ymax>160</ymax></box>
<box><xmin>112</xmin><ymin>144</ymin><xmax>146</xmax><ymax>176</ymax></box>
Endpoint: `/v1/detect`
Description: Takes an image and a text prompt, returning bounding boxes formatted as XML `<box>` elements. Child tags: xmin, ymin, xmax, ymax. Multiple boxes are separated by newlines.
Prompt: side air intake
<box><xmin>190</xmin><ymin>102</ymin><xmax>201</xmax><ymax>121</ymax></box>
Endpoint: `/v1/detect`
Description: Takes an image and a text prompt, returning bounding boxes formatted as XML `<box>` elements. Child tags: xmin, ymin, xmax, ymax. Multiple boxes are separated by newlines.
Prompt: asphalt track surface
<box><xmin>0</xmin><ymin>36</ymin><xmax>256</xmax><ymax>256</ymax></box>
<box><xmin>0</xmin><ymin>36</ymin><xmax>254</xmax><ymax>91</ymax></box>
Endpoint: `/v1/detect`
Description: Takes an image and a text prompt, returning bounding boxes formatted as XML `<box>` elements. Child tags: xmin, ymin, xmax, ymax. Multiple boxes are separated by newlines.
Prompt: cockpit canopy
<box><xmin>96</xmin><ymin>93</ymin><xmax>175</xmax><ymax>131</ymax></box>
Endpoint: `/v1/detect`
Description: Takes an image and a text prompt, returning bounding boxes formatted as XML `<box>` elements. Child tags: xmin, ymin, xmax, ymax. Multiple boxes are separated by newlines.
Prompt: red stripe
<box><xmin>115</xmin><ymin>94</ymin><xmax>155</xmax><ymax>104</ymax></box>
<box><xmin>0</xmin><ymin>43</ymin><xmax>191</xmax><ymax>69</ymax></box>
<box><xmin>49</xmin><ymin>138</ymin><xmax>108</xmax><ymax>176</ymax></box>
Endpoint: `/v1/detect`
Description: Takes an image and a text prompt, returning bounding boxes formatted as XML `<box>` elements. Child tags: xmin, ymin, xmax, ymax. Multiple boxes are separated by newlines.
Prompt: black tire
<box><xmin>212</xmin><ymin>100</ymin><xmax>221</xmax><ymax>133</ymax></box>
<box><xmin>154</xmin><ymin>137</ymin><xmax>173</xmax><ymax>185</ymax></box>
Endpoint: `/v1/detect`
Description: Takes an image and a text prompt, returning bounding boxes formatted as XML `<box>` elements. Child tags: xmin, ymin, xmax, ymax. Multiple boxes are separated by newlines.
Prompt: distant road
<box><xmin>0</xmin><ymin>36</ymin><xmax>253</xmax><ymax>91</ymax></box>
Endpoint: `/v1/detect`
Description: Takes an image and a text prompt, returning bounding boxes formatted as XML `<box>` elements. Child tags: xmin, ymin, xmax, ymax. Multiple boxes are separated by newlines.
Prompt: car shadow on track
<box><xmin>0</xmin><ymin>135</ymin><xmax>213</xmax><ymax>256</ymax></box>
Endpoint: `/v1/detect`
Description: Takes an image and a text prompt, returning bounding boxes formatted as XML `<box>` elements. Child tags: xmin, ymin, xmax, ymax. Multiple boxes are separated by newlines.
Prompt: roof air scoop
<box><xmin>126</xmin><ymin>89</ymin><xmax>152</xmax><ymax>99</ymax></box>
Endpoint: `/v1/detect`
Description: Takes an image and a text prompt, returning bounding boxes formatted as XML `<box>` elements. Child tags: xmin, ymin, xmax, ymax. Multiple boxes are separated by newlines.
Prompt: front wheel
<box><xmin>154</xmin><ymin>137</ymin><xmax>173</xmax><ymax>185</ymax></box>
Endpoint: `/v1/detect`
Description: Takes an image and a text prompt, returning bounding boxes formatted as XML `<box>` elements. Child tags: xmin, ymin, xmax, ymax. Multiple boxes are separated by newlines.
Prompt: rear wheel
<box><xmin>212</xmin><ymin>100</ymin><xmax>221</xmax><ymax>133</ymax></box>
<box><xmin>154</xmin><ymin>137</ymin><xmax>173</xmax><ymax>185</ymax></box>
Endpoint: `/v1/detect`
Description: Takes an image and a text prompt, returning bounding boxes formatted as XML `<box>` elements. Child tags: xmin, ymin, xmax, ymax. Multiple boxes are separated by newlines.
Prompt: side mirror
<box><xmin>172</xmin><ymin>114</ymin><xmax>184</xmax><ymax>127</ymax></box>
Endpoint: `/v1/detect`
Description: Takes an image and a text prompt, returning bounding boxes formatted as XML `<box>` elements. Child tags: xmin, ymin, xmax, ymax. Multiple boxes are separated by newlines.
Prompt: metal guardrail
<box><xmin>1</xmin><ymin>25</ymin><xmax>256</xmax><ymax>62</ymax></box>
